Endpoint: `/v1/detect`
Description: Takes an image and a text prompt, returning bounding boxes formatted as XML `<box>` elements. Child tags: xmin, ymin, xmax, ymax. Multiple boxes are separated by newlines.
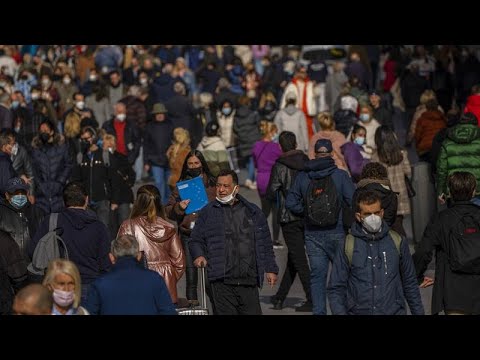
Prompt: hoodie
<box><xmin>285</xmin><ymin>156</ymin><xmax>355</xmax><ymax>234</ymax></box>
<box><xmin>27</xmin><ymin>208</ymin><xmax>111</xmax><ymax>284</ymax></box>
<box><xmin>274</xmin><ymin>105</ymin><xmax>309</xmax><ymax>153</ymax></box>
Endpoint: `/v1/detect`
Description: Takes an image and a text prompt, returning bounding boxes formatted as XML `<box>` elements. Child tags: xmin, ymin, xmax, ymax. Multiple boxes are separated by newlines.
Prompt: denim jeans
<box><xmin>247</xmin><ymin>156</ymin><xmax>255</xmax><ymax>182</ymax></box>
<box><xmin>134</xmin><ymin>145</ymin><xmax>144</xmax><ymax>182</ymax></box>
<box><xmin>472</xmin><ymin>196</ymin><xmax>480</xmax><ymax>206</ymax></box>
<box><xmin>151</xmin><ymin>165</ymin><xmax>171</xmax><ymax>205</ymax></box>
<box><xmin>305</xmin><ymin>232</ymin><xmax>344</xmax><ymax>315</ymax></box>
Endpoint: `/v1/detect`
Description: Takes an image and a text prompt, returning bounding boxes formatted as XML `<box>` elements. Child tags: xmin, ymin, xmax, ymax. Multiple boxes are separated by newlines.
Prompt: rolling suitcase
<box><xmin>176</xmin><ymin>266</ymin><xmax>209</xmax><ymax>315</ymax></box>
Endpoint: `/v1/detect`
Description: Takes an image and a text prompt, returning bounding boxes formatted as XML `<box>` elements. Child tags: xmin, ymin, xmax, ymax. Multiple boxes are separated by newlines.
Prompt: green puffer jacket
<box><xmin>436</xmin><ymin>124</ymin><xmax>480</xmax><ymax>196</ymax></box>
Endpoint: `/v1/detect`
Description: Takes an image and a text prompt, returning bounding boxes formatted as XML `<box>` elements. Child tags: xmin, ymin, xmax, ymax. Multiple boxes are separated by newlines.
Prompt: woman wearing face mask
<box><xmin>216</xmin><ymin>100</ymin><xmax>236</xmax><ymax>148</ymax></box>
<box><xmin>341</xmin><ymin>124</ymin><xmax>370</xmax><ymax>183</ymax></box>
<box><xmin>43</xmin><ymin>259</ymin><xmax>89</xmax><ymax>315</ymax></box>
<box><xmin>118</xmin><ymin>185</ymin><xmax>185</xmax><ymax>305</ymax></box>
<box><xmin>350</xmin><ymin>104</ymin><xmax>381</xmax><ymax>151</ymax></box>
<box><xmin>371</xmin><ymin>126</ymin><xmax>411</xmax><ymax>236</ymax></box>
<box><xmin>55</xmin><ymin>72</ymin><xmax>78</xmax><ymax>119</ymax></box>
<box><xmin>165</xmin><ymin>150</ymin><xmax>217</xmax><ymax>305</ymax></box>
<box><xmin>166</xmin><ymin>128</ymin><xmax>192</xmax><ymax>191</ymax></box>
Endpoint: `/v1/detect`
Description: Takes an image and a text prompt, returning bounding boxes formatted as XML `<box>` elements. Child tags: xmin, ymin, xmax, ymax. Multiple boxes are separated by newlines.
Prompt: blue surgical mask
<box><xmin>97</xmin><ymin>139</ymin><xmax>103</xmax><ymax>148</ymax></box>
<box><xmin>222</xmin><ymin>107</ymin><xmax>232</xmax><ymax>116</ymax></box>
<box><xmin>11</xmin><ymin>101</ymin><xmax>20</xmax><ymax>109</ymax></box>
<box><xmin>10</xmin><ymin>194</ymin><xmax>28</xmax><ymax>209</ymax></box>
<box><xmin>354</xmin><ymin>136</ymin><xmax>365</xmax><ymax>146</ymax></box>
<box><xmin>360</xmin><ymin>114</ymin><xmax>370</xmax><ymax>122</ymax></box>
<box><xmin>272</xmin><ymin>134</ymin><xmax>279</xmax><ymax>143</ymax></box>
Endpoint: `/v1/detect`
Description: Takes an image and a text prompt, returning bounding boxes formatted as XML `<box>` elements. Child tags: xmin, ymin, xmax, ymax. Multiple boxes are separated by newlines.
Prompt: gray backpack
<box><xmin>27</xmin><ymin>213</ymin><xmax>69</xmax><ymax>276</ymax></box>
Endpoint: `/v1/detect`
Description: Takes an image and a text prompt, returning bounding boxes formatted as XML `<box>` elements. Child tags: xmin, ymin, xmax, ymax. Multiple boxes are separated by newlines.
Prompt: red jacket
<box><xmin>464</xmin><ymin>94</ymin><xmax>480</xmax><ymax>127</ymax></box>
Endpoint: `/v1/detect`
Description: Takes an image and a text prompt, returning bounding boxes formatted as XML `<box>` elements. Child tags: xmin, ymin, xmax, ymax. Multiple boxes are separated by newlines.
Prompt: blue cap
<box><xmin>5</xmin><ymin>177</ymin><xmax>29</xmax><ymax>193</ymax></box>
<box><xmin>314</xmin><ymin>139</ymin><xmax>333</xmax><ymax>154</ymax></box>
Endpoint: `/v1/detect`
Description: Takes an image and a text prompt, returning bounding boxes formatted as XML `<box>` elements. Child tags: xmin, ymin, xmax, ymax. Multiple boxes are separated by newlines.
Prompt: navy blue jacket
<box><xmin>0</xmin><ymin>152</ymin><xmax>17</xmax><ymax>196</ymax></box>
<box><xmin>285</xmin><ymin>157</ymin><xmax>355</xmax><ymax>235</ymax></box>
<box><xmin>85</xmin><ymin>257</ymin><xmax>177</xmax><ymax>315</ymax></box>
<box><xmin>189</xmin><ymin>195</ymin><xmax>279</xmax><ymax>287</ymax></box>
<box><xmin>28</xmin><ymin>208</ymin><xmax>111</xmax><ymax>284</ymax></box>
<box><xmin>328</xmin><ymin>221</ymin><xmax>424</xmax><ymax>315</ymax></box>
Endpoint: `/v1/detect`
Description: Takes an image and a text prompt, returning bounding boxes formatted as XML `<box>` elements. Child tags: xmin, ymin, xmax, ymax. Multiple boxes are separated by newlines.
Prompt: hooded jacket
<box><xmin>436</xmin><ymin>123</ymin><xmax>480</xmax><ymax>196</ymax></box>
<box><xmin>267</xmin><ymin>150</ymin><xmax>309</xmax><ymax>224</ymax></box>
<box><xmin>285</xmin><ymin>156</ymin><xmax>355</xmax><ymax>234</ymax></box>
<box><xmin>328</xmin><ymin>221</ymin><xmax>424</xmax><ymax>315</ymax></box>
<box><xmin>274</xmin><ymin>105</ymin><xmax>309</xmax><ymax>153</ymax></box>
<box><xmin>27</xmin><ymin>208</ymin><xmax>111</xmax><ymax>284</ymax></box>
<box><xmin>196</xmin><ymin>136</ymin><xmax>230</xmax><ymax>176</ymax></box>
<box><xmin>118</xmin><ymin>216</ymin><xmax>185</xmax><ymax>303</ymax></box>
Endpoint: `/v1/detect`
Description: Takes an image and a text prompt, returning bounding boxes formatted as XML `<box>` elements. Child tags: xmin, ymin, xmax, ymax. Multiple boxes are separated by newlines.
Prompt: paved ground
<box><xmin>173</xmin><ymin>108</ymin><xmax>436</xmax><ymax>315</ymax></box>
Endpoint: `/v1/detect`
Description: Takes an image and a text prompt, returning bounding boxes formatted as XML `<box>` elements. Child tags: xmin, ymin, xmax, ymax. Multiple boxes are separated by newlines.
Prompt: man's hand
<box><xmin>438</xmin><ymin>193</ymin><xmax>446</xmax><ymax>204</ymax></box>
<box><xmin>266</xmin><ymin>273</ymin><xmax>277</xmax><ymax>288</ymax></box>
<box><xmin>20</xmin><ymin>175</ymin><xmax>32</xmax><ymax>185</ymax></box>
<box><xmin>420</xmin><ymin>276</ymin><xmax>434</xmax><ymax>288</ymax></box>
<box><xmin>179</xmin><ymin>199</ymin><xmax>191</xmax><ymax>211</ymax></box>
<box><xmin>193</xmin><ymin>256</ymin><xmax>207</xmax><ymax>268</ymax></box>
<box><xmin>111</xmin><ymin>203</ymin><xmax>119</xmax><ymax>211</ymax></box>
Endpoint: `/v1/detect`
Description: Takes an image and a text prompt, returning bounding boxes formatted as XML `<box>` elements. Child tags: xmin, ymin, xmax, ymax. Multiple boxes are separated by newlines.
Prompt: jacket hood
<box><xmin>131</xmin><ymin>217</ymin><xmax>176</xmax><ymax>243</ymax></box>
<box><xmin>284</xmin><ymin>104</ymin><xmax>299</xmax><ymax>116</ymax></box>
<box><xmin>356</xmin><ymin>178</ymin><xmax>393</xmax><ymax>191</ymax></box>
<box><xmin>305</xmin><ymin>157</ymin><xmax>337</xmax><ymax>179</ymax></box>
<box><xmin>200</xmin><ymin>136</ymin><xmax>223</xmax><ymax>148</ymax></box>
<box><xmin>277</xmin><ymin>150</ymin><xmax>309</xmax><ymax>170</ymax></box>
<box><xmin>350</xmin><ymin>220</ymin><xmax>390</xmax><ymax>242</ymax></box>
<box><xmin>447</xmin><ymin>124</ymin><xmax>480</xmax><ymax>144</ymax></box>
<box><xmin>62</xmin><ymin>208</ymin><xmax>98</xmax><ymax>230</ymax></box>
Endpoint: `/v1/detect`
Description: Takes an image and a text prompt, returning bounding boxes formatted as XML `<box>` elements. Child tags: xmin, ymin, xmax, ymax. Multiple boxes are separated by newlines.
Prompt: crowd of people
<box><xmin>1</xmin><ymin>44</ymin><xmax>480</xmax><ymax>315</ymax></box>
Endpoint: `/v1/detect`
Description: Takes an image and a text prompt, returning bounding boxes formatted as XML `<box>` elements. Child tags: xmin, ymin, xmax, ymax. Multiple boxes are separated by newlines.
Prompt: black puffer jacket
<box><xmin>70</xmin><ymin>149</ymin><xmax>112</xmax><ymax>203</ymax></box>
<box><xmin>233</xmin><ymin>106</ymin><xmax>261</xmax><ymax>159</ymax></box>
<box><xmin>31</xmin><ymin>134</ymin><xmax>73</xmax><ymax>214</ymax></box>
<box><xmin>0</xmin><ymin>230</ymin><xmax>28</xmax><ymax>315</ymax></box>
<box><xmin>109</xmin><ymin>151</ymin><xmax>135</xmax><ymax>205</ymax></box>
<box><xmin>102</xmin><ymin>118</ymin><xmax>141</xmax><ymax>165</ymax></box>
<box><xmin>0</xmin><ymin>198</ymin><xmax>44</xmax><ymax>258</ymax></box>
<box><xmin>267</xmin><ymin>150</ymin><xmax>309</xmax><ymax>224</ymax></box>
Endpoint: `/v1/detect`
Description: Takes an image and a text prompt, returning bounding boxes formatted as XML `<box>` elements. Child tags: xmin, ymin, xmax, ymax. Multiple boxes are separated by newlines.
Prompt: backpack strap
<box><xmin>388</xmin><ymin>230</ymin><xmax>402</xmax><ymax>258</ymax></box>
<box><xmin>345</xmin><ymin>233</ymin><xmax>355</xmax><ymax>266</ymax></box>
<box><xmin>49</xmin><ymin>213</ymin><xmax>59</xmax><ymax>232</ymax></box>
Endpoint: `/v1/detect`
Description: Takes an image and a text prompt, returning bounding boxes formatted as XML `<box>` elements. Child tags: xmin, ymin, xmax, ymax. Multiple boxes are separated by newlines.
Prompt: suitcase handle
<box><xmin>198</xmin><ymin>266</ymin><xmax>207</xmax><ymax>310</ymax></box>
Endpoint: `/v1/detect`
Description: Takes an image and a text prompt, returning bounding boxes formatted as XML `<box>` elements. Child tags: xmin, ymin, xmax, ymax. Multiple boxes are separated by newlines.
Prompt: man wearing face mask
<box><xmin>70</xmin><ymin>127</ymin><xmax>113</xmax><ymax>231</ymax></box>
<box><xmin>0</xmin><ymin>177</ymin><xmax>43</xmax><ymax>261</ymax></box>
<box><xmin>189</xmin><ymin>169</ymin><xmax>279</xmax><ymax>315</ymax></box>
<box><xmin>0</xmin><ymin>92</ymin><xmax>13</xmax><ymax>130</ymax></box>
<box><xmin>328</xmin><ymin>190</ymin><xmax>424</xmax><ymax>315</ymax></box>
<box><xmin>63</xmin><ymin>92</ymin><xmax>98</xmax><ymax>130</ymax></box>
<box><xmin>102</xmin><ymin>102</ymin><xmax>140</xmax><ymax>166</ymax></box>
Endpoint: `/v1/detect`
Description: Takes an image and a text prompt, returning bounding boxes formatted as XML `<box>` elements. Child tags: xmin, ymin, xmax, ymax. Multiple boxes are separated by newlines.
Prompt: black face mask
<box><xmin>39</xmin><ymin>132</ymin><xmax>50</xmax><ymax>143</ymax></box>
<box><xmin>186</xmin><ymin>167</ymin><xmax>202</xmax><ymax>178</ymax></box>
<box><xmin>80</xmin><ymin>140</ymin><xmax>90</xmax><ymax>153</ymax></box>
<box><xmin>52</xmin><ymin>74</ymin><xmax>62</xmax><ymax>82</ymax></box>
<box><xmin>264</xmin><ymin>101</ymin><xmax>276</xmax><ymax>113</ymax></box>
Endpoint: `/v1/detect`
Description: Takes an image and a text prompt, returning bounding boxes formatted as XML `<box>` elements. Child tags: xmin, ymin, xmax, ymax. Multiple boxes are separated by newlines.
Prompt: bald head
<box><xmin>13</xmin><ymin>284</ymin><xmax>53</xmax><ymax>315</ymax></box>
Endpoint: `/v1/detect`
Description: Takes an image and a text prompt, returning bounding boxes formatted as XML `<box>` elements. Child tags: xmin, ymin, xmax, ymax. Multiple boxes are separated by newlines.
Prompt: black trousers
<box><xmin>260</xmin><ymin>196</ymin><xmax>280</xmax><ymax>242</ymax></box>
<box><xmin>182</xmin><ymin>235</ymin><xmax>198</xmax><ymax>300</ymax></box>
<box><xmin>210</xmin><ymin>281</ymin><xmax>262</xmax><ymax>315</ymax></box>
<box><xmin>275</xmin><ymin>220</ymin><xmax>311</xmax><ymax>302</ymax></box>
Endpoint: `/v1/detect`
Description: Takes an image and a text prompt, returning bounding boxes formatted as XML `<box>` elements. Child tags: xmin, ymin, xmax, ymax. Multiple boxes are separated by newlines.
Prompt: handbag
<box><xmin>404</xmin><ymin>175</ymin><xmax>416</xmax><ymax>198</ymax></box>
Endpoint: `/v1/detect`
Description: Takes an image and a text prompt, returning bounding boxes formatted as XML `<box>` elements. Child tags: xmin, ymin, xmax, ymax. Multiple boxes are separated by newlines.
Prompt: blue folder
<box><xmin>176</xmin><ymin>176</ymin><xmax>209</xmax><ymax>214</ymax></box>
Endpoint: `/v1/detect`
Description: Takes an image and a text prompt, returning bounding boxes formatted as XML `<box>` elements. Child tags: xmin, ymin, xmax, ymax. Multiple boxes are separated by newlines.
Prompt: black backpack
<box><xmin>447</xmin><ymin>209</ymin><xmax>480</xmax><ymax>274</ymax></box>
<box><xmin>305</xmin><ymin>175</ymin><xmax>340</xmax><ymax>227</ymax></box>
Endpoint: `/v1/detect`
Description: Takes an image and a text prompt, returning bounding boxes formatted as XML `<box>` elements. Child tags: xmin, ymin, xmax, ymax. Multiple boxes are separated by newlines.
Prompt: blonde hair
<box><xmin>64</xmin><ymin>112</ymin><xmax>81</xmax><ymax>139</ymax></box>
<box><xmin>317</xmin><ymin>112</ymin><xmax>335</xmax><ymax>131</ymax></box>
<box><xmin>259</xmin><ymin>120</ymin><xmax>277</xmax><ymax>137</ymax></box>
<box><xmin>43</xmin><ymin>259</ymin><xmax>82</xmax><ymax>309</ymax></box>
<box><xmin>173</xmin><ymin>128</ymin><xmax>190</xmax><ymax>146</ymax></box>
<box><xmin>419</xmin><ymin>90</ymin><xmax>437</xmax><ymax>105</ymax></box>
<box><xmin>103</xmin><ymin>134</ymin><xmax>116</xmax><ymax>150</ymax></box>
<box><xmin>259</xmin><ymin>91</ymin><xmax>277</xmax><ymax>109</ymax></box>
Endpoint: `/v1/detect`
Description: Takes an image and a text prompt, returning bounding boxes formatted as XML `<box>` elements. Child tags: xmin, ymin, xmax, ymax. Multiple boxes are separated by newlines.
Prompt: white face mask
<box><xmin>89</xmin><ymin>74</ymin><xmax>98</xmax><ymax>81</ymax></box>
<box><xmin>11</xmin><ymin>143</ymin><xmax>18</xmax><ymax>156</ymax></box>
<box><xmin>31</xmin><ymin>93</ymin><xmax>40</xmax><ymax>100</ymax></box>
<box><xmin>116</xmin><ymin>113</ymin><xmax>126</xmax><ymax>122</ymax></box>
<box><xmin>63</xmin><ymin>77</ymin><xmax>71</xmax><ymax>85</ymax></box>
<box><xmin>75</xmin><ymin>101</ymin><xmax>85</xmax><ymax>110</ymax></box>
<box><xmin>216</xmin><ymin>185</ymin><xmax>238</xmax><ymax>205</ymax></box>
<box><xmin>362</xmin><ymin>214</ymin><xmax>382</xmax><ymax>233</ymax></box>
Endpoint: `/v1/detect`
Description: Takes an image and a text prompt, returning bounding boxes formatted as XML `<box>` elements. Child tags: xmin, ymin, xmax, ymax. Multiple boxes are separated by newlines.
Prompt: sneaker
<box><xmin>250</xmin><ymin>181</ymin><xmax>257</xmax><ymax>190</ymax></box>
<box><xmin>295</xmin><ymin>301</ymin><xmax>313</xmax><ymax>312</ymax></box>
<box><xmin>245</xmin><ymin>179</ymin><xmax>253</xmax><ymax>189</ymax></box>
